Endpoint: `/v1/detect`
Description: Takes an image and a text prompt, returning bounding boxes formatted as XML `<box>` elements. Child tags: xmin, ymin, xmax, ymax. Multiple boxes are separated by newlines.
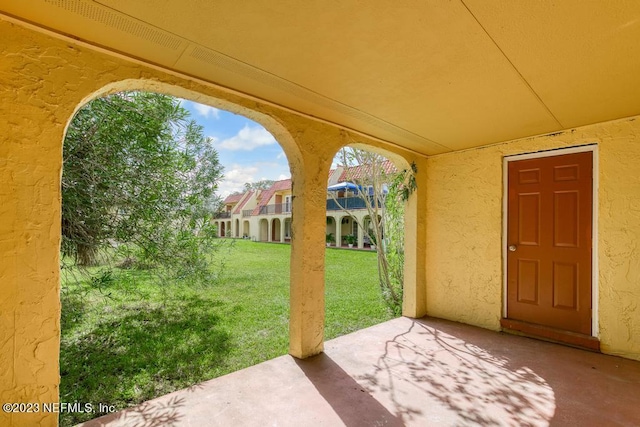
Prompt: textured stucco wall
<box><xmin>426</xmin><ymin>117</ymin><xmax>640</xmax><ymax>361</ymax></box>
<box><xmin>0</xmin><ymin>19</ymin><xmax>424</xmax><ymax>426</ymax></box>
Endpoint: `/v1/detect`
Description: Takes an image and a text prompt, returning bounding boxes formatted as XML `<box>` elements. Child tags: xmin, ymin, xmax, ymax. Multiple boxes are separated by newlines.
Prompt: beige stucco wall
<box><xmin>426</xmin><ymin>116</ymin><xmax>640</xmax><ymax>361</ymax></box>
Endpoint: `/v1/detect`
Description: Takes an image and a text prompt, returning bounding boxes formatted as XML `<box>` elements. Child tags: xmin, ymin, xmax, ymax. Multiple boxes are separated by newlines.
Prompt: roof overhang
<box><xmin>3</xmin><ymin>1</ymin><xmax>640</xmax><ymax>155</ymax></box>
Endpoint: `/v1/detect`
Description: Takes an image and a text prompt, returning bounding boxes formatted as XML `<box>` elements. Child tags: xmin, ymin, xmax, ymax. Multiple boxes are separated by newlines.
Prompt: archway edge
<box><xmin>341</xmin><ymin>141</ymin><xmax>412</xmax><ymax>172</ymax></box>
<box><xmin>68</xmin><ymin>78</ymin><xmax>304</xmax><ymax>176</ymax></box>
<box><xmin>329</xmin><ymin>140</ymin><xmax>428</xmax><ymax>319</ymax></box>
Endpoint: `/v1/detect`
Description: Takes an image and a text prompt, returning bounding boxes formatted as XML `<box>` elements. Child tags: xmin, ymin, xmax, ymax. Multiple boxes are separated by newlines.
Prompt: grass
<box><xmin>60</xmin><ymin>239</ymin><xmax>395</xmax><ymax>426</ymax></box>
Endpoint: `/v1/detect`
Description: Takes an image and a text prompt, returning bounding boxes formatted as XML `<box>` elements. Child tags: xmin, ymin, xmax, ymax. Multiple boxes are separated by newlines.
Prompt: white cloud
<box><xmin>218</xmin><ymin>164</ymin><xmax>259</xmax><ymax>197</ymax></box>
<box><xmin>217</xmin><ymin>163</ymin><xmax>291</xmax><ymax>198</ymax></box>
<box><xmin>193</xmin><ymin>103</ymin><xmax>221</xmax><ymax>119</ymax></box>
<box><xmin>216</xmin><ymin>125</ymin><xmax>276</xmax><ymax>151</ymax></box>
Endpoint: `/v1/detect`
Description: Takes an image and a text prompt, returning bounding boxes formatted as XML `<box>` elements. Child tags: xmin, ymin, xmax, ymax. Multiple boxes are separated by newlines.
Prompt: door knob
<box><xmin>508</xmin><ymin>245</ymin><xmax>517</xmax><ymax>252</ymax></box>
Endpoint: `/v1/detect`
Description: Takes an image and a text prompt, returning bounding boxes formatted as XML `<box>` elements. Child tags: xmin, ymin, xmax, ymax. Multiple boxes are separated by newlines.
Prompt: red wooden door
<box><xmin>507</xmin><ymin>152</ymin><xmax>593</xmax><ymax>335</ymax></box>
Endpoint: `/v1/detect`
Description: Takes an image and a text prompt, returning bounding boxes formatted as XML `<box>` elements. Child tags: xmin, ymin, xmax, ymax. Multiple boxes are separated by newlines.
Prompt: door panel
<box><xmin>518</xmin><ymin>193</ymin><xmax>540</xmax><ymax>245</ymax></box>
<box><xmin>507</xmin><ymin>151</ymin><xmax>593</xmax><ymax>335</ymax></box>
<box><xmin>517</xmin><ymin>259</ymin><xmax>539</xmax><ymax>304</ymax></box>
<box><xmin>554</xmin><ymin>191</ymin><xmax>579</xmax><ymax>247</ymax></box>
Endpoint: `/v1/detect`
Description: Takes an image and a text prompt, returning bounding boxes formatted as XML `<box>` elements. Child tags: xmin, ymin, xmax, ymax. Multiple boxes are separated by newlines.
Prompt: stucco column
<box><xmin>286</xmin><ymin>123</ymin><xmax>339</xmax><ymax>359</ymax></box>
<box><xmin>0</xmin><ymin>25</ymin><xmax>70</xmax><ymax>426</ymax></box>
<box><xmin>402</xmin><ymin>157</ymin><xmax>427</xmax><ymax>318</ymax></box>
<box><xmin>280</xmin><ymin>217</ymin><xmax>286</xmax><ymax>242</ymax></box>
<box><xmin>357</xmin><ymin>220</ymin><xmax>365</xmax><ymax>249</ymax></box>
<box><xmin>335</xmin><ymin>218</ymin><xmax>342</xmax><ymax>247</ymax></box>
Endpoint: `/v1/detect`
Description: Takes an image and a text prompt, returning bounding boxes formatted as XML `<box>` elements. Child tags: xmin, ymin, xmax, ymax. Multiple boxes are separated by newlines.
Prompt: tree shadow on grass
<box><xmin>60</xmin><ymin>289</ymin><xmax>88</xmax><ymax>330</ymax></box>
<box><xmin>60</xmin><ymin>294</ymin><xmax>231</xmax><ymax>427</ymax></box>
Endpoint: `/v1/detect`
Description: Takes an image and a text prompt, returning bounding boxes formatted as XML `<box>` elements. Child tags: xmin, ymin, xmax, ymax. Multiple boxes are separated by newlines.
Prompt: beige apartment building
<box><xmin>214</xmin><ymin>161</ymin><xmax>396</xmax><ymax>249</ymax></box>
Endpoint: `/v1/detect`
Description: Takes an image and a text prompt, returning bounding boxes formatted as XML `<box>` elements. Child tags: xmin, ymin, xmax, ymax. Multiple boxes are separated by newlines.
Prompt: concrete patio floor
<box><xmin>81</xmin><ymin>317</ymin><xmax>640</xmax><ymax>426</ymax></box>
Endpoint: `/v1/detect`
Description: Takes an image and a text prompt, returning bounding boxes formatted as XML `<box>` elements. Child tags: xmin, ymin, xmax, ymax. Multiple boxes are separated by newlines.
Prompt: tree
<box><xmin>330</xmin><ymin>147</ymin><xmax>416</xmax><ymax>314</ymax></box>
<box><xmin>206</xmin><ymin>193</ymin><xmax>225</xmax><ymax>216</ymax></box>
<box><xmin>62</xmin><ymin>91</ymin><xmax>225</xmax><ymax>284</ymax></box>
<box><xmin>244</xmin><ymin>179</ymin><xmax>275</xmax><ymax>191</ymax></box>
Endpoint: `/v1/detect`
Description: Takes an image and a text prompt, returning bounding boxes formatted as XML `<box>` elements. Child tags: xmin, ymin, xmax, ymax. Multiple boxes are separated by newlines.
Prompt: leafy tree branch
<box><xmin>62</xmin><ymin>92</ymin><xmax>226</xmax><ymax>286</ymax></box>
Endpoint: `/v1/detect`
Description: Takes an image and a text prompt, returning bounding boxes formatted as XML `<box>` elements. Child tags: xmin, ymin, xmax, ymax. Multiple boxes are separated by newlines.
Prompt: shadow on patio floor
<box><xmin>81</xmin><ymin>316</ymin><xmax>640</xmax><ymax>426</ymax></box>
<box><xmin>295</xmin><ymin>353</ymin><xmax>404</xmax><ymax>426</ymax></box>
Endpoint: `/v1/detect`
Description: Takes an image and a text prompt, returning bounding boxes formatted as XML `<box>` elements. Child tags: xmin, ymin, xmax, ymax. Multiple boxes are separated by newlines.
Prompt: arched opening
<box><xmin>362</xmin><ymin>214</ymin><xmax>384</xmax><ymax>248</ymax></box>
<box><xmin>339</xmin><ymin>215</ymin><xmax>358</xmax><ymax>248</ymax></box>
<box><xmin>284</xmin><ymin>218</ymin><xmax>292</xmax><ymax>243</ymax></box>
<box><xmin>325</xmin><ymin>216</ymin><xmax>337</xmax><ymax>246</ymax></box>
<box><xmin>271</xmin><ymin>218</ymin><xmax>281</xmax><ymax>242</ymax></box>
<box><xmin>324</xmin><ymin>143</ymin><xmax>414</xmax><ymax>340</ymax></box>
<box><xmin>259</xmin><ymin>218</ymin><xmax>269</xmax><ymax>242</ymax></box>
<box><xmin>58</xmin><ymin>82</ymin><xmax>304</xmax><ymax>426</ymax></box>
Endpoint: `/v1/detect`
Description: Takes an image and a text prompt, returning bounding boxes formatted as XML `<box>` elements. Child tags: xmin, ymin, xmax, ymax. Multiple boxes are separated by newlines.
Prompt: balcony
<box><xmin>257</xmin><ymin>203</ymin><xmax>292</xmax><ymax>215</ymax></box>
<box><xmin>247</xmin><ymin>197</ymin><xmax>383</xmax><ymax>217</ymax></box>
<box><xmin>326</xmin><ymin>196</ymin><xmax>381</xmax><ymax>211</ymax></box>
<box><xmin>82</xmin><ymin>316</ymin><xmax>640</xmax><ymax>426</ymax></box>
<box><xmin>213</xmin><ymin>212</ymin><xmax>231</xmax><ymax>219</ymax></box>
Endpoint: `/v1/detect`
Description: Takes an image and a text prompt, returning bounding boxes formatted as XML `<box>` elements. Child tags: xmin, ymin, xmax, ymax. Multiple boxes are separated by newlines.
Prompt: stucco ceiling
<box><xmin>2</xmin><ymin>0</ymin><xmax>640</xmax><ymax>155</ymax></box>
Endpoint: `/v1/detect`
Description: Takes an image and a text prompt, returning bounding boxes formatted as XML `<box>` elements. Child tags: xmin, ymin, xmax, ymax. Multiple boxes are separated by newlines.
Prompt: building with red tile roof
<box><xmin>233</xmin><ymin>190</ymin><xmax>255</xmax><ymax>215</ymax></box>
<box><xmin>252</xmin><ymin>179</ymin><xmax>292</xmax><ymax>215</ymax></box>
<box><xmin>213</xmin><ymin>161</ymin><xmax>395</xmax><ymax>249</ymax></box>
<box><xmin>338</xmin><ymin>160</ymin><xmax>397</xmax><ymax>182</ymax></box>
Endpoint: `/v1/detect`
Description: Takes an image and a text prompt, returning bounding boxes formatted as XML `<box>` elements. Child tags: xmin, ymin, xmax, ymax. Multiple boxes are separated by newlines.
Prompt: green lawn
<box><xmin>60</xmin><ymin>240</ymin><xmax>395</xmax><ymax>426</ymax></box>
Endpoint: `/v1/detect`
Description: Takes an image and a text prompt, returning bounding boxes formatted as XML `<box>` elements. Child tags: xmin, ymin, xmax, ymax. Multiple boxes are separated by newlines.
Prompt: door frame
<box><xmin>502</xmin><ymin>144</ymin><xmax>599</xmax><ymax>337</ymax></box>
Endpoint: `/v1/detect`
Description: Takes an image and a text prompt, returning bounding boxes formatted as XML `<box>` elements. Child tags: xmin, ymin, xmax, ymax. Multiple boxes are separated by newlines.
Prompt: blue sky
<box><xmin>179</xmin><ymin>99</ymin><xmax>290</xmax><ymax>197</ymax></box>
